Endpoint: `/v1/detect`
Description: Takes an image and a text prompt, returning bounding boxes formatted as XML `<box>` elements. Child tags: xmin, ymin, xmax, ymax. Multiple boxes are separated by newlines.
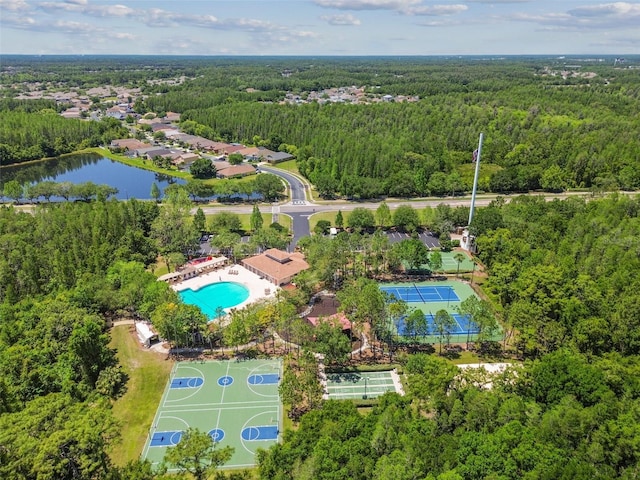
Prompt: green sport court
<box><xmin>380</xmin><ymin>280</ymin><xmax>503</xmax><ymax>344</ymax></box>
<box><xmin>325</xmin><ymin>370</ymin><xmax>402</xmax><ymax>400</ymax></box>
<box><xmin>142</xmin><ymin>359</ymin><xmax>282</xmax><ymax>470</ymax></box>
<box><xmin>402</xmin><ymin>251</ymin><xmax>476</xmax><ymax>274</ymax></box>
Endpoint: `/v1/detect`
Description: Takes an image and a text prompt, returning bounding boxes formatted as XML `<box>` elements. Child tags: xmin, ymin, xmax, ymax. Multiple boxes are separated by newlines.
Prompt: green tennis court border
<box><xmin>402</xmin><ymin>250</ymin><xmax>476</xmax><ymax>274</ymax></box>
<box><xmin>381</xmin><ymin>280</ymin><xmax>503</xmax><ymax>344</ymax></box>
<box><xmin>141</xmin><ymin>359</ymin><xmax>282</xmax><ymax>470</ymax></box>
<box><xmin>325</xmin><ymin>370</ymin><xmax>401</xmax><ymax>400</ymax></box>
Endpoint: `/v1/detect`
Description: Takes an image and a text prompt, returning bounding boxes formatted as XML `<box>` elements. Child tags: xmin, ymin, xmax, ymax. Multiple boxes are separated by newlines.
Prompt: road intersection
<box><xmin>199</xmin><ymin>166</ymin><xmax>598</xmax><ymax>248</ymax></box>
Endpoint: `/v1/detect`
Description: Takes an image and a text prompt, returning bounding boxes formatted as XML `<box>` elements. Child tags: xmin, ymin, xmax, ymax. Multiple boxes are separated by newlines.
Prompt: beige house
<box><xmin>241</xmin><ymin>249</ymin><xmax>309</xmax><ymax>286</ymax></box>
<box><xmin>110</xmin><ymin>138</ymin><xmax>148</xmax><ymax>151</ymax></box>
<box><xmin>217</xmin><ymin>164</ymin><xmax>256</xmax><ymax>179</ymax></box>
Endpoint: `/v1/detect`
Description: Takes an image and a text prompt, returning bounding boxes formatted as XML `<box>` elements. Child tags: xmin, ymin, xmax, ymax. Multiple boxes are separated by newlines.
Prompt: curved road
<box><xmin>200</xmin><ymin>167</ymin><xmax>601</xmax><ymax>248</ymax></box>
<box><xmin>258</xmin><ymin>165</ymin><xmax>315</xmax><ymax>248</ymax></box>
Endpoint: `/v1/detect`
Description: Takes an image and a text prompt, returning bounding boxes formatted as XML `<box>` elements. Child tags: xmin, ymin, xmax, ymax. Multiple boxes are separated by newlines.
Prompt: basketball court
<box><xmin>141</xmin><ymin>359</ymin><xmax>282</xmax><ymax>470</ymax></box>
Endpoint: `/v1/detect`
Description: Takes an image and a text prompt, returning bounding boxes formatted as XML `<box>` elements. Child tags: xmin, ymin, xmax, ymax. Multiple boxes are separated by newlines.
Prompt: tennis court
<box><xmin>325</xmin><ymin>370</ymin><xmax>401</xmax><ymax>400</ymax></box>
<box><xmin>395</xmin><ymin>312</ymin><xmax>478</xmax><ymax>336</ymax></box>
<box><xmin>380</xmin><ymin>284</ymin><xmax>460</xmax><ymax>303</ymax></box>
<box><xmin>379</xmin><ymin>280</ymin><xmax>502</xmax><ymax>343</ymax></box>
<box><xmin>142</xmin><ymin>359</ymin><xmax>282</xmax><ymax>470</ymax></box>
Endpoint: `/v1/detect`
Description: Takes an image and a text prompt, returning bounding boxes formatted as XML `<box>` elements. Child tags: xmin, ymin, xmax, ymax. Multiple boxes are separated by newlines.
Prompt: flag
<box><xmin>472</xmin><ymin>149</ymin><xmax>478</xmax><ymax>163</ymax></box>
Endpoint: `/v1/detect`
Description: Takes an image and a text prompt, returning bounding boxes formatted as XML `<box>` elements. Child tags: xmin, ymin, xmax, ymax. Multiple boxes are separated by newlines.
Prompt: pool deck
<box><xmin>171</xmin><ymin>264</ymin><xmax>278</xmax><ymax>314</ymax></box>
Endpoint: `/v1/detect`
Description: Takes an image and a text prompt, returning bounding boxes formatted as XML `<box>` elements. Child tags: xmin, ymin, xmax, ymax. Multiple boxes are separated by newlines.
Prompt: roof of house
<box><xmin>221</xmin><ymin>144</ymin><xmax>246</xmax><ymax>155</ymax></box>
<box><xmin>266</xmin><ymin>151</ymin><xmax>294</xmax><ymax>162</ymax></box>
<box><xmin>241</xmin><ymin>249</ymin><xmax>309</xmax><ymax>285</ymax></box>
<box><xmin>307</xmin><ymin>313</ymin><xmax>352</xmax><ymax>331</ymax></box>
<box><xmin>236</xmin><ymin>146</ymin><xmax>262</xmax><ymax>156</ymax></box>
<box><xmin>111</xmin><ymin>138</ymin><xmax>148</xmax><ymax>150</ymax></box>
<box><xmin>217</xmin><ymin>164</ymin><xmax>256</xmax><ymax>178</ymax></box>
<box><xmin>145</xmin><ymin>148</ymin><xmax>173</xmax><ymax>158</ymax></box>
<box><xmin>236</xmin><ymin>146</ymin><xmax>277</xmax><ymax>158</ymax></box>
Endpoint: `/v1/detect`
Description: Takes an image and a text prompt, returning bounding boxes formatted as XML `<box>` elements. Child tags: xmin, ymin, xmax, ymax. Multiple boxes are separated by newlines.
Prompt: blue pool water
<box><xmin>179</xmin><ymin>282</ymin><xmax>249</xmax><ymax>319</ymax></box>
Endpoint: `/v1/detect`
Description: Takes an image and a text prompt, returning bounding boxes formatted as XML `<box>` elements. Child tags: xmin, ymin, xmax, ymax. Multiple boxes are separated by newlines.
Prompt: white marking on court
<box><xmin>239</xmin><ymin>410</ymin><xmax>280</xmax><ymax>455</ymax></box>
<box><xmin>165</xmin><ymin>365</ymin><xmax>206</xmax><ymax>405</ymax></box>
<box><xmin>163</xmin><ymin>405</ymin><xmax>281</xmax><ymax>415</ymax></box>
<box><xmin>213</xmin><ymin>407</ymin><xmax>223</xmax><ymax>444</ymax></box>
<box><xmin>246</xmin><ymin>364</ymin><xmax>280</xmax><ymax>398</ymax></box>
<box><xmin>162</xmin><ymin>399</ymin><xmax>279</xmax><ymax>409</ymax></box>
<box><xmin>219</xmin><ymin>360</ymin><xmax>232</xmax><ymax>405</ymax></box>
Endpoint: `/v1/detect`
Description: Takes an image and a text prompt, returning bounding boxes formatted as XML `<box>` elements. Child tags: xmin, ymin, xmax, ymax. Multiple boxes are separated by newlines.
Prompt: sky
<box><xmin>1</xmin><ymin>0</ymin><xmax>639</xmax><ymax>56</ymax></box>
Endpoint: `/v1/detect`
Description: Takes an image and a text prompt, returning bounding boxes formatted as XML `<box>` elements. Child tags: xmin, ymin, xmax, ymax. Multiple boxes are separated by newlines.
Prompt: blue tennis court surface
<box><xmin>170</xmin><ymin>377</ymin><xmax>204</xmax><ymax>389</ymax></box>
<box><xmin>380</xmin><ymin>285</ymin><xmax>460</xmax><ymax>303</ymax></box>
<box><xmin>241</xmin><ymin>425</ymin><xmax>279</xmax><ymax>441</ymax></box>
<box><xmin>248</xmin><ymin>373</ymin><xmax>279</xmax><ymax>385</ymax></box>
<box><xmin>396</xmin><ymin>313</ymin><xmax>477</xmax><ymax>336</ymax></box>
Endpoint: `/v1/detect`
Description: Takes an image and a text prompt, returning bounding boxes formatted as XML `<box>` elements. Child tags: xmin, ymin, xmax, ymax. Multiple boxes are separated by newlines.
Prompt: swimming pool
<box><xmin>179</xmin><ymin>282</ymin><xmax>250</xmax><ymax>319</ymax></box>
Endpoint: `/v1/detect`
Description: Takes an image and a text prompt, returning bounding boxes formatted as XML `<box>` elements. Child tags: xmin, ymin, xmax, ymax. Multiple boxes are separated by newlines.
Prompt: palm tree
<box><xmin>471</xmin><ymin>258</ymin><xmax>478</xmax><ymax>285</ymax></box>
<box><xmin>453</xmin><ymin>252</ymin><xmax>466</xmax><ymax>278</ymax></box>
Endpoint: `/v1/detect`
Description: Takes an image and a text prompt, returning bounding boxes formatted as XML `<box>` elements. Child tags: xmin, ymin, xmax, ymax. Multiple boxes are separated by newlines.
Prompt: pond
<box><xmin>0</xmin><ymin>153</ymin><xmax>185</xmax><ymax>200</ymax></box>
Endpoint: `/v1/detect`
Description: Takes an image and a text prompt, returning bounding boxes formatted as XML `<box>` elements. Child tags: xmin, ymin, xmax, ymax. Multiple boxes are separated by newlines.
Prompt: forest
<box><xmin>1</xmin><ymin>56</ymin><xmax>640</xmax><ymax>478</ymax></box>
<box><xmin>2</xmin><ymin>56</ymin><xmax>640</xmax><ymax>196</ymax></box>
<box><xmin>0</xmin><ymin>192</ymin><xmax>639</xmax><ymax>478</ymax></box>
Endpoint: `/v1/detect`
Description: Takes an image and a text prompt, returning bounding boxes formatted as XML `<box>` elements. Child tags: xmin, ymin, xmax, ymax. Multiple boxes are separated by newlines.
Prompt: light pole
<box><xmin>363</xmin><ymin>377</ymin><xmax>368</xmax><ymax>400</ymax></box>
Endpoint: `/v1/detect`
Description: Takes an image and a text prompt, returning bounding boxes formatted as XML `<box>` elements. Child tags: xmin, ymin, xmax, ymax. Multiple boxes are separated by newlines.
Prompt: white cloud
<box><xmin>53</xmin><ymin>19</ymin><xmax>93</xmax><ymax>33</ymax></box>
<box><xmin>0</xmin><ymin>0</ymin><xmax>31</xmax><ymax>11</ymax></box>
<box><xmin>64</xmin><ymin>0</ymin><xmax>86</xmax><ymax>5</ymax></box>
<box><xmin>405</xmin><ymin>4</ymin><xmax>468</xmax><ymax>15</ymax></box>
<box><xmin>320</xmin><ymin>13</ymin><xmax>362</xmax><ymax>25</ymax></box>
<box><xmin>315</xmin><ymin>0</ymin><xmax>467</xmax><ymax>16</ymax></box>
<box><xmin>464</xmin><ymin>0</ymin><xmax>529</xmax><ymax>3</ymax></box>
<box><xmin>109</xmin><ymin>31</ymin><xmax>136</xmax><ymax>40</ymax></box>
<box><xmin>509</xmin><ymin>2</ymin><xmax>640</xmax><ymax>30</ymax></box>
<box><xmin>1</xmin><ymin>14</ymin><xmax>37</xmax><ymax>27</ymax></box>
<box><xmin>568</xmin><ymin>2</ymin><xmax>640</xmax><ymax>18</ymax></box>
<box><xmin>314</xmin><ymin>0</ymin><xmax>421</xmax><ymax>11</ymax></box>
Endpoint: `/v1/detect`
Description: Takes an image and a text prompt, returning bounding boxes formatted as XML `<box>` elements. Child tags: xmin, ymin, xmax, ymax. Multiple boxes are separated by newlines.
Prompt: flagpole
<box><xmin>468</xmin><ymin>133</ymin><xmax>483</xmax><ymax>226</ymax></box>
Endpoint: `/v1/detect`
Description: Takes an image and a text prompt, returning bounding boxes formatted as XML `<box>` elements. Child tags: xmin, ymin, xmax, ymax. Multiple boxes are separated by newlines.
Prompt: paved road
<box><xmin>258</xmin><ymin>166</ymin><xmax>311</xmax><ymax>206</ymax></box>
<box><xmin>257</xmin><ymin>166</ymin><xmax>315</xmax><ymax>248</ymax></box>
<box><xmin>198</xmin><ymin>170</ymin><xmax>602</xmax><ymax>248</ymax></box>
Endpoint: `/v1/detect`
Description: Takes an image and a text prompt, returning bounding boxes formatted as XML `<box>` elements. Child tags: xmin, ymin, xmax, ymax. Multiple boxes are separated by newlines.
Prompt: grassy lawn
<box><xmin>271</xmin><ymin>159</ymin><xmax>299</xmax><ymax>175</ymax></box>
<box><xmin>109</xmin><ymin>325</ymin><xmax>173</xmax><ymax>466</ymax></box>
<box><xmin>309</xmin><ymin>211</ymin><xmax>339</xmax><ymax>232</ymax></box>
<box><xmin>205</xmin><ymin>212</ymin><xmax>292</xmax><ymax>233</ymax></box>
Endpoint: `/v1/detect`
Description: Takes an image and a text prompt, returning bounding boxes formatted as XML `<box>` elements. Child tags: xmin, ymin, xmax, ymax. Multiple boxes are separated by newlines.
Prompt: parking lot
<box><xmin>195</xmin><ymin>229</ymin><xmax>439</xmax><ymax>257</ymax></box>
<box><xmin>385</xmin><ymin>230</ymin><xmax>440</xmax><ymax>249</ymax></box>
<box><xmin>196</xmin><ymin>235</ymin><xmax>250</xmax><ymax>257</ymax></box>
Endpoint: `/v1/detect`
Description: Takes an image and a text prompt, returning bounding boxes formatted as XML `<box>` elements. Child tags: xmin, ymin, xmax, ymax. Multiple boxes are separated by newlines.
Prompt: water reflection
<box><xmin>0</xmin><ymin>154</ymin><xmax>186</xmax><ymax>200</ymax></box>
<box><xmin>1</xmin><ymin>153</ymin><xmax>261</xmax><ymax>202</ymax></box>
<box><xmin>1</xmin><ymin>154</ymin><xmax>103</xmax><ymax>185</ymax></box>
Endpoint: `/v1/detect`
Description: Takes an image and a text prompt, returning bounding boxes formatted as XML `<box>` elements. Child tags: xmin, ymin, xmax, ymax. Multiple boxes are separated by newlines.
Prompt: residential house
<box><xmin>265</xmin><ymin>151</ymin><xmax>294</xmax><ymax>164</ymax></box>
<box><xmin>216</xmin><ymin>164</ymin><xmax>257</xmax><ymax>179</ymax></box>
<box><xmin>172</xmin><ymin>152</ymin><xmax>200</xmax><ymax>169</ymax></box>
<box><xmin>110</xmin><ymin>138</ymin><xmax>148</xmax><ymax>151</ymax></box>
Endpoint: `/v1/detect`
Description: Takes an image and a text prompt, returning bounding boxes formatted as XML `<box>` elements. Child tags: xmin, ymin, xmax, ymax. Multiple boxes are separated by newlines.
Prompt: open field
<box><xmin>109</xmin><ymin>325</ymin><xmax>173</xmax><ymax>466</ymax></box>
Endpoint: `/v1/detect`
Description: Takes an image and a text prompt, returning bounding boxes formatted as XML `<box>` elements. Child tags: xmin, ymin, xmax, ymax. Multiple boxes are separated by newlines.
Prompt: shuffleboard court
<box><xmin>142</xmin><ymin>359</ymin><xmax>282</xmax><ymax>470</ymax></box>
<box><xmin>325</xmin><ymin>371</ymin><xmax>400</xmax><ymax>400</ymax></box>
